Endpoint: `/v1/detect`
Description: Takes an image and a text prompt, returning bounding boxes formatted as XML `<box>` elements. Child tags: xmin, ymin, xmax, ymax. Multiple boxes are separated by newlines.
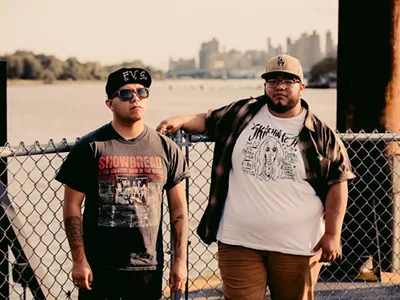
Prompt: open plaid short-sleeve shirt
<box><xmin>196</xmin><ymin>95</ymin><xmax>356</xmax><ymax>245</ymax></box>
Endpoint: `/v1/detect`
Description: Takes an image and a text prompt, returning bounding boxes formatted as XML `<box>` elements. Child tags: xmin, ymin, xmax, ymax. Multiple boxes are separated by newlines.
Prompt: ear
<box><xmin>105</xmin><ymin>99</ymin><xmax>114</xmax><ymax>111</ymax></box>
<box><xmin>299</xmin><ymin>83</ymin><xmax>305</xmax><ymax>95</ymax></box>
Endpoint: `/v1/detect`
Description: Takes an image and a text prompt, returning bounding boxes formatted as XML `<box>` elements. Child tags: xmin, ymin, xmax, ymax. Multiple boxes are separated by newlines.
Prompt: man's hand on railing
<box><xmin>156</xmin><ymin>116</ymin><xmax>186</xmax><ymax>135</ymax></box>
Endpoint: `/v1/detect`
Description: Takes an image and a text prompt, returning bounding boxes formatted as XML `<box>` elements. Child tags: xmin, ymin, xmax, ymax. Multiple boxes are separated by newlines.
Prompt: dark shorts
<box><xmin>78</xmin><ymin>267</ymin><xmax>163</xmax><ymax>300</ymax></box>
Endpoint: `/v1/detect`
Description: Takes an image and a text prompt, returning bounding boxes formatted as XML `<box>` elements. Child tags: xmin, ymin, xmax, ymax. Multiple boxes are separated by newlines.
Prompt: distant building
<box><xmin>266</xmin><ymin>38</ymin><xmax>283</xmax><ymax>59</ymax></box>
<box><xmin>212</xmin><ymin>59</ymin><xmax>225</xmax><ymax>69</ymax></box>
<box><xmin>287</xmin><ymin>31</ymin><xmax>323</xmax><ymax>71</ymax></box>
<box><xmin>168</xmin><ymin>57</ymin><xmax>196</xmax><ymax>71</ymax></box>
<box><xmin>309</xmin><ymin>30</ymin><xmax>323</xmax><ymax>66</ymax></box>
<box><xmin>286</xmin><ymin>38</ymin><xmax>293</xmax><ymax>56</ymax></box>
<box><xmin>199</xmin><ymin>38</ymin><xmax>220</xmax><ymax>69</ymax></box>
<box><xmin>326</xmin><ymin>30</ymin><xmax>337</xmax><ymax>58</ymax></box>
<box><xmin>220</xmin><ymin>49</ymin><xmax>242</xmax><ymax>69</ymax></box>
<box><xmin>244</xmin><ymin>50</ymin><xmax>267</xmax><ymax>67</ymax></box>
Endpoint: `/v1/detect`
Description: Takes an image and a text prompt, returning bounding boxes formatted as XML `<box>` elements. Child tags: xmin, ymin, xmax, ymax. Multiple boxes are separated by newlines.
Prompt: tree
<box><xmin>61</xmin><ymin>57</ymin><xmax>84</xmax><ymax>80</ymax></box>
<box><xmin>1</xmin><ymin>50</ymin><xmax>164</xmax><ymax>80</ymax></box>
<box><xmin>37</xmin><ymin>54</ymin><xmax>64</xmax><ymax>79</ymax></box>
<box><xmin>7</xmin><ymin>56</ymin><xmax>24</xmax><ymax>78</ymax></box>
<box><xmin>41</xmin><ymin>69</ymin><xmax>57</xmax><ymax>84</ymax></box>
<box><xmin>21</xmin><ymin>54</ymin><xmax>43</xmax><ymax>79</ymax></box>
<box><xmin>310</xmin><ymin>57</ymin><xmax>337</xmax><ymax>81</ymax></box>
<box><xmin>85</xmin><ymin>62</ymin><xmax>107</xmax><ymax>80</ymax></box>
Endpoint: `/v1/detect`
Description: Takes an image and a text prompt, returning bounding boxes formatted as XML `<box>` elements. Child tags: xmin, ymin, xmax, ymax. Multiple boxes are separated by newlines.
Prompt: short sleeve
<box><xmin>55</xmin><ymin>141</ymin><xmax>94</xmax><ymax>193</ymax></box>
<box><xmin>205</xmin><ymin>102</ymin><xmax>237</xmax><ymax>140</ymax></box>
<box><xmin>326</xmin><ymin>132</ymin><xmax>356</xmax><ymax>186</ymax></box>
<box><xmin>164</xmin><ymin>143</ymin><xmax>190</xmax><ymax>190</ymax></box>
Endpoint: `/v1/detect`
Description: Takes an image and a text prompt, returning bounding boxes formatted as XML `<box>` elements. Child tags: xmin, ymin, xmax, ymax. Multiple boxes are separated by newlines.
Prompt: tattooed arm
<box><xmin>63</xmin><ymin>185</ymin><xmax>92</xmax><ymax>290</ymax></box>
<box><xmin>168</xmin><ymin>181</ymin><xmax>188</xmax><ymax>261</ymax></box>
<box><xmin>167</xmin><ymin>181</ymin><xmax>188</xmax><ymax>291</ymax></box>
<box><xmin>63</xmin><ymin>185</ymin><xmax>86</xmax><ymax>263</ymax></box>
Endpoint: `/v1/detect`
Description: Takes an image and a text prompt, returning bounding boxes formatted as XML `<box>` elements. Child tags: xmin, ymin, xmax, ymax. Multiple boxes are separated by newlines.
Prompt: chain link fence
<box><xmin>0</xmin><ymin>131</ymin><xmax>400</xmax><ymax>299</ymax></box>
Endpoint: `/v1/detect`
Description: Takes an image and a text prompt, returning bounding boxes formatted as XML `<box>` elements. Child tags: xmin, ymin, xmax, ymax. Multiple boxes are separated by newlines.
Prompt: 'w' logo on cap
<box><xmin>277</xmin><ymin>56</ymin><xmax>285</xmax><ymax>67</ymax></box>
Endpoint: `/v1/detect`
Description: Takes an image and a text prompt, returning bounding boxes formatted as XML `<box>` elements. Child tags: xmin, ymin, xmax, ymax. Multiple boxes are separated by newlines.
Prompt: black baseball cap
<box><xmin>105</xmin><ymin>67</ymin><xmax>152</xmax><ymax>99</ymax></box>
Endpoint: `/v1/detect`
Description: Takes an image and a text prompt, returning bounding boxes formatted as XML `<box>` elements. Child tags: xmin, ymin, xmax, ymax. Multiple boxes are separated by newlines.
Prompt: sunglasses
<box><xmin>111</xmin><ymin>88</ymin><xmax>150</xmax><ymax>101</ymax></box>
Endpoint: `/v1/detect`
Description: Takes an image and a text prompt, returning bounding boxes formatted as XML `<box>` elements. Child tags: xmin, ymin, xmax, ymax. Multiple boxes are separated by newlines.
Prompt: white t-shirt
<box><xmin>217</xmin><ymin>107</ymin><xmax>325</xmax><ymax>256</ymax></box>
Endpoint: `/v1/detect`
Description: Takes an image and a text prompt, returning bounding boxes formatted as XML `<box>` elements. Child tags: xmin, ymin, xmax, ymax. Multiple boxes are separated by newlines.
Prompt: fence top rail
<box><xmin>1</xmin><ymin>132</ymin><xmax>400</xmax><ymax>158</ymax></box>
<box><xmin>0</xmin><ymin>140</ymin><xmax>76</xmax><ymax>158</ymax></box>
<box><xmin>186</xmin><ymin>132</ymin><xmax>400</xmax><ymax>143</ymax></box>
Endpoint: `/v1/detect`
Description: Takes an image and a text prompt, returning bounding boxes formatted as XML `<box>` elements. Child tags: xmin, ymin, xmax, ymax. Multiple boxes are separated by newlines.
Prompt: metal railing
<box><xmin>0</xmin><ymin>131</ymin><xmax>400</xmax><ymax>299</ymax></box>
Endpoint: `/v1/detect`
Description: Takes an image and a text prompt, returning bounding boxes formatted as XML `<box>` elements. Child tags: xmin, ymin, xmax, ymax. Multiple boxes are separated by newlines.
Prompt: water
<box><xmin>7</xmin><ymin>79</ymin><xmax>337</xmax><ymax>144</ymax></box>
<box><xmin>5</xmin><ymin>80</ymin><xmax>336</xmax><ymax>299</ymax></box>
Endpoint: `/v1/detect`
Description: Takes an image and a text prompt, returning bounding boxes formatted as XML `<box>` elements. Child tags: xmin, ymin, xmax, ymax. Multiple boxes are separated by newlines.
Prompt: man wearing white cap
<box><xmin>156</xmin><ymin>54</ymin><xmax>355</xmax><ymax>300</ymax></box>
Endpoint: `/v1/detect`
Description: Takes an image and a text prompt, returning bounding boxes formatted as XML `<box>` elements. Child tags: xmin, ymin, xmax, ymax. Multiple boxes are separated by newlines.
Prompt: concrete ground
<box><xmin>164</xmin><ymin>275</ymin><xmax>400</xmax><ymax>300</ymax></box>
<box><xmin>186</xmin><ymin>282</ymin><xmax>400</xmax><ymax>300</ymax></box>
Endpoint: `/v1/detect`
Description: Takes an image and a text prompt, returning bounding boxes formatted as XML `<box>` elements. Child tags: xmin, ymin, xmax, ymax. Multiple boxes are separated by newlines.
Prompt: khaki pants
<box><xmin>218</xmin><ymin>242</ymin><xmax>322</xmax><ymax>300</ymax></box>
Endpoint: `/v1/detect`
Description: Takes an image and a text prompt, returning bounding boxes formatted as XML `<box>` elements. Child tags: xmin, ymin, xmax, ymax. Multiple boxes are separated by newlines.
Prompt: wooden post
<box><xmin>336</xmin><ymin>0</ymin><xmax>400</xmax><ymax>280</ymax></box>
<box><xmin>337</xmin><ymin>0</ymin><xmax>394</xmax><ymax>132</ymax></box>
<box><xmin>385</xmin><ymin>0</ymin><xmax>400</xmax><ymax>274</ymax></box>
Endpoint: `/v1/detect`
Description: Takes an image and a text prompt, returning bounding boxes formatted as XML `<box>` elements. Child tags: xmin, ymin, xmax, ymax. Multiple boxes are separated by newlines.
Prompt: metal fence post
<box><xmin>170</xmin><ymin>130</ymin><xmax>191</xmax><ymax>300</ymax></box>
<box><xmin>183</xmin><ymin>131</ymin><xmax>190</xmax><ymax>300</ymax></box>
<box><xmin>392</xmin><ymin>154</ymin><xmax>400</xmax><ymax>272</ymax></box>
<box><xmin>170</xmin><ymin>130</ymin><xmax>186</xmax><ymax>300</ymax></box>
<box><xmin>0</xmin><ymin>60</ymin><xmax>9</xmax><ymax>300</ymax></box>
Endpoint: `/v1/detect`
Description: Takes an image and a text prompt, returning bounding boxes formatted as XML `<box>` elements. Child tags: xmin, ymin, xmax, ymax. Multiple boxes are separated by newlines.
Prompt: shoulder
<box><xmin>207</xmin><ymin>95</ymin><xmax>265</xmax><ymax>121</ymax></box>
<box><xmin>212</xmin><ymin>95</ymin><xmax>262</xmax><ymax>113</ymax></box>
<box><xmin>147</xmin><ymin>127</ymin><xmax>182</xmax><ymax>151</ymax></box>
<box><xmin>309</xmin><ymin>113</ymin><xmax>340</xmax><ymax>140</ymax></box>
<box><xmin>308</xmin><ymin>112</ymin><xmax>347</xmax><ymax>160</ymax></box>
<box><xmin>72</xmin><ymin>123</ymin><xmax>111</xmax><ymax>151</ymax></box>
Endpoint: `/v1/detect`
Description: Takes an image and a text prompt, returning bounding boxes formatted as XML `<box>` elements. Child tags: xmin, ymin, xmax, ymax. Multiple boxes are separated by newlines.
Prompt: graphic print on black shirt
<box><xmin>241</xmin><ymin>123</ymin><xmax>299</xmax><ymax>182</ymax></box>
<box><xmin>55</xmin><ymin>124</ymin><xmax>190</xmax><ymax>270</ymax></box>
<box><xmin>97</xmin><ymin>155</ymin><xmax>164</xmax><ymax>228</ymax></box>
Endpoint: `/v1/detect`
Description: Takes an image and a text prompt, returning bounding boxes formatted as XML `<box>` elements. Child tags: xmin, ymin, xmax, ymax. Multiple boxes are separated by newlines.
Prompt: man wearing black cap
<box><xmin>56</xmin><ymin>67</ymin><xmax>190</xmax><ymax>299</ymax></box>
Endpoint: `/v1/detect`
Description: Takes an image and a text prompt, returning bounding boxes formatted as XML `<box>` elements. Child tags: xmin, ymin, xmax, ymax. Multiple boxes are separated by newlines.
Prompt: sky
<box><xmin>0</xmin><ymin>0</ymin><xmax>338</xmax><ymax>71</ymax></box>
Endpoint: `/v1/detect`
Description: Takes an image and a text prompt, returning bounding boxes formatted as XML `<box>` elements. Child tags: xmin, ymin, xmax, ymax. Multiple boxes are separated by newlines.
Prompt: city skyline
<box><xmin>169</xmin><ymin>29</ymin><xmax>336</xmax><ymax>71</ymax></box>
<box><xmin>0</xmin><ymin>0</ymin><xmax>338</xmax><ymax>71</ymax></box>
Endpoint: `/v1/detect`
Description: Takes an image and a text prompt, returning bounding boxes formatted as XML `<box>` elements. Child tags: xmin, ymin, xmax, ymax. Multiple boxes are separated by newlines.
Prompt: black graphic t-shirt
<box><xmin>56</xmin><ymin>123</ymin><xmax>190</xmax><ymax>271</ymax></box>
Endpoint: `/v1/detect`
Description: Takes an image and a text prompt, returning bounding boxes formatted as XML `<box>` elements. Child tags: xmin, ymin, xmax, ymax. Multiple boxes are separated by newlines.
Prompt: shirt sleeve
<box><xmin>205</xmin><ymin>101</ymin><xmax>237</xmax><ymax>140</ymax></box>
<box><xmin>326</xmin><ymin>131</ymin><xmax>356</xmax><ymax>186</ymax></box>
<box><xmin>164</xmin><ymin>142</ymin><xmax>190</xmax><ymax>190</ymax></box>
<box><xmin>55</xmin><ymin>140</ymin><xmax>94</xmax><ymax>193</ymax></box>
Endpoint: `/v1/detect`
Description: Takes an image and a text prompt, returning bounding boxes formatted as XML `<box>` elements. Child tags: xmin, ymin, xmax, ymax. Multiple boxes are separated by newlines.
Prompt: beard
<box><xmin>264</xmin><ymin>90</ymin><xmax>299</xmax><ymax>114</ymax></box>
